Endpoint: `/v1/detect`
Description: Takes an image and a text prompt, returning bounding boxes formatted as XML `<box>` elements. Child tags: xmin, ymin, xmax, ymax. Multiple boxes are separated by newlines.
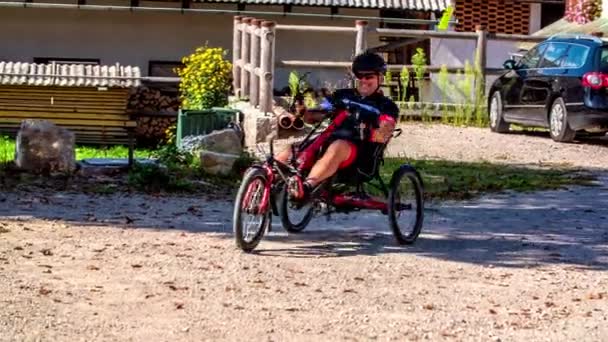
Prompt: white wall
<box><xmin>0</xmin><ymin>5</ymin><xmax>380</xmax><ymax>92</ymax></box>
<box><xmin>0</xmin><ymin>7</ymin><xmax>232</xmax><ymax>71</ymax></box>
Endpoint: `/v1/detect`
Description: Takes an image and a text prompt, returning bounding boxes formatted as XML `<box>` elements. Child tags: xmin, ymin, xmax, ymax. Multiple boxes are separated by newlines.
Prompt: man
<box><xmin>277</xmin><ymin>51</ymin><xmax>400</xmax><ymax>202</ymax></box>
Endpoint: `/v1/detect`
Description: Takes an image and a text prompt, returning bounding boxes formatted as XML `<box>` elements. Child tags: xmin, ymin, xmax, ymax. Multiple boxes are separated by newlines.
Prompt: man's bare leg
<box><xmin>284</xmin><ymin>139</ymin><xmax>353</xmax><ymax>200</ymax></box>
<box><xmin>276</xmin><ymin>146</ymin><xmax>291</xmax><ymax>164</ymax></box>
<box><xmin>303</xmin><ymin>139</ymin><xmax>352</xmax><ymax>187</ymax></box>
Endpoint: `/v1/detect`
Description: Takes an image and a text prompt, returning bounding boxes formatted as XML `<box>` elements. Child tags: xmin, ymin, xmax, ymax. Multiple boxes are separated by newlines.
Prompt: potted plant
<box><xmin>174</xmin><ymin>45</ymin><xmax>237</xmax><ymax>147</ymax></box>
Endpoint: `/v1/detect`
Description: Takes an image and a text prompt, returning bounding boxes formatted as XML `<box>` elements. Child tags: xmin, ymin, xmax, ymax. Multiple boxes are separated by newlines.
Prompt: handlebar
<box><xmin>340</xmin><ymin>98</ymin><xmax>381</xmax><ymax>115</ymax></box>
<box><xmin>310</xmin><ymin>98</ymin><xmax>381</xmax><ymax>116</ymax></box>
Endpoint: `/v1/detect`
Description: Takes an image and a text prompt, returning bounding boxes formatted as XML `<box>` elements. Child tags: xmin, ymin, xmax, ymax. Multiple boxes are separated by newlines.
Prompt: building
<box><xmin>519</xmin><ymin>0</ymin><xmax>608</xmax><ymax>51</ymax></box>
<box><xmin>0</xmin><ymin>0</ymin><xmax>449</xmax><ymax>92</ymax></box>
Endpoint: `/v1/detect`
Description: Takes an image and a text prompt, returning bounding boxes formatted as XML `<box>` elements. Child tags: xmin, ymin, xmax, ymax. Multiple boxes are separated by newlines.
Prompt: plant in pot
<box><xmin>174</xmin><ymin>45</ymin><xmax>236</xmax><ymax>147</ymax></box>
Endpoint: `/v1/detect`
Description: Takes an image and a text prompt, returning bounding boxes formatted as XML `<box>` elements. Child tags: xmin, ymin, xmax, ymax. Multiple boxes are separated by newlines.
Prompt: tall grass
<box><xmin>395</xmin><ymin>46</ymin><xmax>489</xmax><ymax>128</ymax></box>
<box><xmin>0</xmin><ymin>136</ymin><xmax>14</xmax><ymax>165</ymax></box>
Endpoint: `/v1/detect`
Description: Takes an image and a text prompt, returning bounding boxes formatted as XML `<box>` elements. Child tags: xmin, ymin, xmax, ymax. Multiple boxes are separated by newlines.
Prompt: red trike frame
<box><xmin>243</xmin><ymin>103</ymin><xmax>400</xmax><ymax>216</ymax></box>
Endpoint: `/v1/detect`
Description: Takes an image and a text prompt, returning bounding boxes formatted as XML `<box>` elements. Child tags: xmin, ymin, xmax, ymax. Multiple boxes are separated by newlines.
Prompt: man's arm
<box><xmin>297</xmin><ymin>89</ymin><xmax>351</xmax><ymax>124</ymax></box>
<box><xmin>369</xmin><ymin>99</ymin><xmax>399</xmax><ymax>144</ymax></box>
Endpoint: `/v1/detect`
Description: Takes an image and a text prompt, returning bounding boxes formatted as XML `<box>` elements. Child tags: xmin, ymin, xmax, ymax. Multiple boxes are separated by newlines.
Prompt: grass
<box><xmin>1</xmin><ymin>136</ymin><xmax>597</xmax><ymax>200</ymax></box>
<box><xmin>378</xmin><ymin>158</ymin><xmax>596</xmax><ymax>201</ymax></box>
<box><xmin>76</xmin><ymin>145</ymin><xmax>155</xmax><ymax>160</ymax></box>
<box><xmin>0</xmin><ymin>136</ymin><xmax>13</xmax><ymax>166</ymax></box>
<box><xmin>0</xmin><ymin>136</ymin><xmax>154</xmax><ymax>164</ymax></box>
<box><xmin>0</xmin><ymin>135</ymin><xmax>254</xmax><ymax>194</ymax></box>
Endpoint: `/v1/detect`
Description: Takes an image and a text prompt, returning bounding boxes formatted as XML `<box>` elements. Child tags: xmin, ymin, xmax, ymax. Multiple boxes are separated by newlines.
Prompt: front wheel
<box><xmin>233</xmin><ymin>167</ymin><xmax>270</xmax><ymax>252</ymax></box>
<box><xmin>388</xmin><ymin>166</ymin><xmax>424</xmax><ymax>245</ymax></box>
<box><xmin>279</xmin><ymin>185</ymin><xmax>314</xmax><ymax>233</ymax></box>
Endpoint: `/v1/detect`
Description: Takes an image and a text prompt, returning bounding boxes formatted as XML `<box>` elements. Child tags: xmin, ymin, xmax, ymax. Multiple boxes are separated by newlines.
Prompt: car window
<box><xmin>518</xmin><ymin>44</ymin><xmax>547</xmax><ymax>69</ymax></box>
<box><xmin>538</xmin><ymin>43</ymin><xmax>569</xmax><ymax>68</ymax></box>
<box><xmin>562</xmin><ymin>44</ymin><xmax>590</xmax><ymax>68</ymax></box>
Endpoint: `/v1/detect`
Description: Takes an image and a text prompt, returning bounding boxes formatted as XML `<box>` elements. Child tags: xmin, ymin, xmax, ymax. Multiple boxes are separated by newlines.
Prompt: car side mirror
<box><xmin>503</xmin><ymin>59</ymin><xmax>517</xmax><ymax>70</ymax></box>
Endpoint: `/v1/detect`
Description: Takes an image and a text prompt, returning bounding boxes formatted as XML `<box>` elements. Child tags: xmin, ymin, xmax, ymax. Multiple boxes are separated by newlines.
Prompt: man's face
<box><xmin>356</xmin><ymin>72</ymin><xmax>381</xmax><ymax>97</ymax></box>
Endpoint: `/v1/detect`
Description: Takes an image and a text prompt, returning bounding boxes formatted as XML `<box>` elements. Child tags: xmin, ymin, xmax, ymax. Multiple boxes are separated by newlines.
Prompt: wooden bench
<box><xmin>0</xmin><ymin>85</ymin><xmax>136</xmax><ymax>164</ymax></box>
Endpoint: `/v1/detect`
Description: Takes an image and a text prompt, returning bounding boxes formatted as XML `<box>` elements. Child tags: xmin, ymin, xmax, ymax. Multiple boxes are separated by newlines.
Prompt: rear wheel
<box><xmin>233</xmin><ymin>167</ymin><xmax>269</xmax><ymax>252</ymax></box>
<box><xmin>388</xmin><ymin>166</ymin><xmax>424</xmax><ymax>245</ymax></box>
<box><xmin>549</xmin><ymin>97</ymin><xmax>576</xmax><ymax>142</ymax></box>
<box><xmin>279</xmin><ymin>185</ymin><xmax>314</xmax><ymax>233</ymax></box>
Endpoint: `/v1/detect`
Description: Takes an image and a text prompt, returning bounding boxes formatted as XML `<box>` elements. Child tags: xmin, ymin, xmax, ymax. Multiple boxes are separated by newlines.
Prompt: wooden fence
<box><xmin>232</xmin><ymin>16</ymin><xmax>549</xmax><ymax>114</ymax></box>
<box><xmin>232</xmin><ymin>17</ymin><xmax>277</xmax><ymax>114</ymax></box>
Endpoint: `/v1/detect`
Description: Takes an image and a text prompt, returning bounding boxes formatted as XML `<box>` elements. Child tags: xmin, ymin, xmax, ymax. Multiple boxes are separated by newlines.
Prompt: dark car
<box><xmin>488</xmin><ymin>33</ymin><xmax>608</xmax><ymax>142</ymax></box>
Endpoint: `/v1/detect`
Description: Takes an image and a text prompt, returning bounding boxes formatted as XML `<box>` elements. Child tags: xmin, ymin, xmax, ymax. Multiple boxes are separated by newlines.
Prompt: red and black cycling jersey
<box><xmin>326</xmin><ymin>88</ymin><xmax>399</xmax><ymax>145</ymax></box>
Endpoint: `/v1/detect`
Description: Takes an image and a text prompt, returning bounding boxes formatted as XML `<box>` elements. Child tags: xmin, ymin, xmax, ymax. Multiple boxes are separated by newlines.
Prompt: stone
<box><xmin>231</xmin><ymin>101</ymin><xmax>278</xmax><ymax>147</ymax></box>
<box><xmin>15</xmin><ymin>119</ymin><xmax>76</xmax><ymax>174</ymax></box>
<box><xmin>181</xmin><ymin>128</ymin><xmax>243</xmax><ymax>155</ymax></box>
<box><xmin>199</xmin><ymin>151</ymin><xmax>239</xmax><ymax>176</ymax></box>
<box><xmin>243</xmin><ymin>113</ymin><xmax>277</xmax><ymax>147</ymax></box>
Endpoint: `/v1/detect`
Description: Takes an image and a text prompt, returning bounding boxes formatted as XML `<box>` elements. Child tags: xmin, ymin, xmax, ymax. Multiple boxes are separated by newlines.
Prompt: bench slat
<box><xmin>0</xmin><ymin>95</ymin><xmax>129</xmax><ymax>104</ymax></box>
<box><xmin>0</xmin><ymin>117</ymin><xmax>136</xmax><ymax>127</ymax></box>
<box><xmin>0</xmin><ymin>97</ymin><xmax>128</xmax><ymax>105</ymax></box>
<box><xmin>0</xmin><ymin>112</ymin><xmax>133</xmax><ymax>121</ymax></box>
<box><xmin>0</xmin><ymin>124</ymin><xmax>127</xmax><ymax>131</ymax></box>
<box><xmin>0</xmin><ymin>107</ymin><xmax>130</xmax><ymax>115</ymax></box>
<box><xmin>0</xmin><ymin>86</ymin><xmax>130</xmax><ymax>95</ymax></box>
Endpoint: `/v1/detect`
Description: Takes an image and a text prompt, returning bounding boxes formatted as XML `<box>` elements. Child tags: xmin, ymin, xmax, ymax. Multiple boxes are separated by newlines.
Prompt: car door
<box><xmin>503</xmin><ymin>43</ymin><xmax>547</xmax><ymax>121</ymax></box>
<box><xmin>520</xmin><ymin>42</ymin><xmax>569</xmax><ymax>124</ymax></box>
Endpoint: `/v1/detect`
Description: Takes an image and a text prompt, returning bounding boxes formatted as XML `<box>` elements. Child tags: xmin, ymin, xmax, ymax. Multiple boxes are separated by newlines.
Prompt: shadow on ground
<box><xmin>0</xmin><ymin>176</ymin><xmax>607</xmax><ymax>270</ymax></box>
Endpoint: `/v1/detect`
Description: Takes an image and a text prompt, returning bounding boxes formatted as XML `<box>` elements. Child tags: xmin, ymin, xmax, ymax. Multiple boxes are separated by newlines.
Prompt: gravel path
<box><xmin>1</xmin><ymin>123</ymin><xmax>607</xmax><ymax>341</ymax></box>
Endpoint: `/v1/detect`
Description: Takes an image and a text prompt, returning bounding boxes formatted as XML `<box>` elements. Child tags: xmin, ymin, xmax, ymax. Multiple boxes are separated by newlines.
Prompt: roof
<box><xmin>518</xmin><ymin>17</ymin><xmax>608</xmax><ymax>50</ymax></box>
<box><xmin>199</xmin><ymin>0</ymin><xmax>449</xmax><ymax>11</ymax></box>
<box><xmin>0</xmin><ymin>61</ymin><xmax>141</xmax><ymax>88</ymax></box>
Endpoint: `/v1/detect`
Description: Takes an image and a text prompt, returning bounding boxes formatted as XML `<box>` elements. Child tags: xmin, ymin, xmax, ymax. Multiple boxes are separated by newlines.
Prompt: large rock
<box><xmin>15</xmin><ymin>119</ymin><xmax>76</xmax><ymax>174</ymax></box>
<box><xmin>181</xmin><ymin>128</ymin><xmax>243</xmax><ymax>155</ymax></box>
<box><xmin>199</xmin><ymin>150</ymin><xmax>239</xmax><ymax>176</ymax></box>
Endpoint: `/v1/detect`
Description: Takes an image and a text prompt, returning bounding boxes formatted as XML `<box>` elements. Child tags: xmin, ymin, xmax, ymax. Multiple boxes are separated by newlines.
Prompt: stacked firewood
<box><xmin>135</xmin><ymin>115</ymin><xmax>177</xmax><ymax>144</ymax></box>
<box><xmin>128</xmin><ymin>86</ymin><xmax>180</xmax><ymax>116</ymax></box>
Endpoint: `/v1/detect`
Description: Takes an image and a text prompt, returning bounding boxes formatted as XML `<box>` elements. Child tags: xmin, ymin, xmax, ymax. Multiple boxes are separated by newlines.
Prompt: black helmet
<box><xmin>352</xmin><ymin>51</ymin><xmax>387</xmax><ymax>77</ymax></box>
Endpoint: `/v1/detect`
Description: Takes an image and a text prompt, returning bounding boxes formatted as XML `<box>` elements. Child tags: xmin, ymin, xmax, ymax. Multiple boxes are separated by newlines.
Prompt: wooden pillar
<box><xmin>475</xmin><ymin>25</ymin><xmax>487</xmax><ymax>105</ymax></box>
<box><xmin>240</xmin><ymin>17</ymin><xmax>252</xmax><ymax>99</ymax></box>
<box><xmin>249</xmin><ymin>19</ymin><xmax>261</xmax><ymax>107</ymax></box>
<box><xmin>260</xmin><ymin>20</ymin><xmax>276</xmax><ymax>114</ymax></box>
<box><xmin>355</xmin><ymin>20</ymin><xmax>368</xmax><ymax>55</ymax></box>
<box><xmin>232</xmin><ymin>16</ymin><xmax>242</xmax><ymax>98</ymax></box>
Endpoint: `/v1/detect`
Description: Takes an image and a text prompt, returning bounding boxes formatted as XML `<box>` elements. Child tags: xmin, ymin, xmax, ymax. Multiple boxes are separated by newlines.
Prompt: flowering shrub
<box><xmin>565</xmin><ymin>0</ymin><xmax>601</xmax><ymax>24</ymax></box>
<box><xmin>176</xmin><ymin>46</ymin><xmax>232</xmax><ymax>110</ymax></box>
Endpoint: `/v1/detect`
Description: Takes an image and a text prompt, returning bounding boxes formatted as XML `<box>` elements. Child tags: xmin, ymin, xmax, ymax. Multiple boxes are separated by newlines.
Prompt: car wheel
<box><xmin>489</xmin><ymin>91</ymin><xmax>510</xmax><ymax>133</ymax></box>
<box><xmin>549</xmin><ymin>97</ymin><xmax>576</xmax><ymax>143</ymax></box>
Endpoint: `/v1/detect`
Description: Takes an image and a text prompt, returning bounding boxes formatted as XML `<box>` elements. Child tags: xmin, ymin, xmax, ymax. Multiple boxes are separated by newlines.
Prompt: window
<box><xmin>33</xmin><ymin>57</ymin><xmax>100</xmax><ymax>65</ymax></box>
<box><xmin>562</xmin><ymin>44</ymin><xmax>590</xmax><ymax>69</ymax></box>
<box><xmin>518</xmin><ymin>44</ymin><xmax>548</xmax><ymax>69</ymax></box>
<box><xmin>538</xmin><ymin>42</ymin><xmax>569</xmax><ymax>68</ymax></box>
<box><xmin>148</xmin><ymin>61</ymin><xmax>183</xmax><ymax>77</ymax></box>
